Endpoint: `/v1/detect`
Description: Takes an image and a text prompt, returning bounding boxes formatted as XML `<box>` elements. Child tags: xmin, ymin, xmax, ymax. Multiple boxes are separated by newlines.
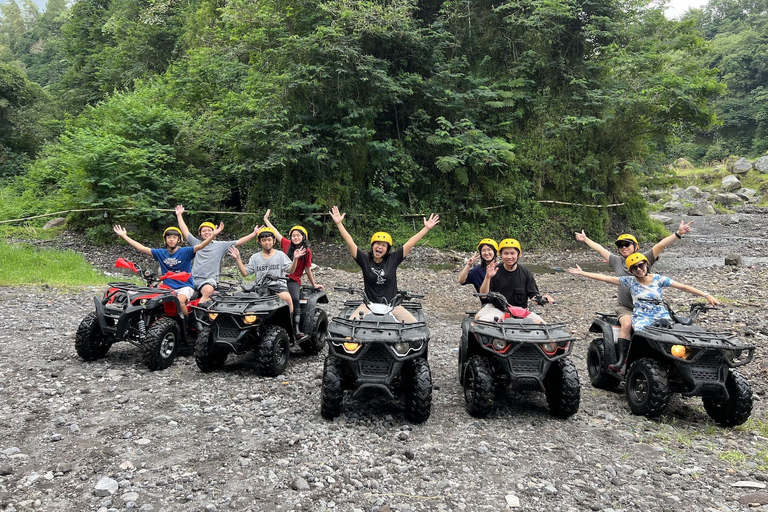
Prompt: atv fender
<box><xmin>93</xmin><ymin>296</ymin><xmax>109</xmax><ymax>335</ymax></box>
<box><xmin>589</xmin><ymin>318</ymin><xmax>617</xmax><ymax>342</ymax></box>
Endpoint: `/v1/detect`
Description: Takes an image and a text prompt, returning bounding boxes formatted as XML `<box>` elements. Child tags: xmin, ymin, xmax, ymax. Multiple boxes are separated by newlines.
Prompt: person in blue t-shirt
<box><xmin>113</xmin><ymin>223</ymin><xmax>221</xmax><ymax>314</ymax></box>
<box><xmin>458</xmin><ymin>238</ymin><xmax>498</xmax><ymax>304</ymax></box>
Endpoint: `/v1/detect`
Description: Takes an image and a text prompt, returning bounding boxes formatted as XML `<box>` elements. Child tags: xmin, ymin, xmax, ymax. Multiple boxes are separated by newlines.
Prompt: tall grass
<box><xmin>0</xmin><ymin>241</ymin><xmax>112</xmax><ymax>287</ymax></box>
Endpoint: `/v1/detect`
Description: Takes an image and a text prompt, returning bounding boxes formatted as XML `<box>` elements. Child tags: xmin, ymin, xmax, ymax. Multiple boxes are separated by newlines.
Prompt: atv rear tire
<box><xmin>544</xmin><ymin>358</ymin><xmax>581</xmax><ymax>418</ymax></box>
<box><xmin>625</xmin><ymin>358</ymin><xmax>670</xmax><ymax>418</ymax></box>
<box><xmin>587</xmin><ymin>338</ymin><xmax>620</xmax><ymax>390</ymax></box>
<box><xmin>404</xmin><ymin>358</ymin><xmax>432</xmax><ymax>423</ymax></box>
<box><xmin>320</xmin><ymin>355</ymin><xmax>344</xmax><ymax>419</ymax></box>
<box><xmin>464</xmin><ymin>356</ymin><xmax>494</xmax><ymax>418</ymax></box>
<box><xmin>300</xmin><ymin>309</ymin><xmax>328</xmax><ymax>354</ymax></box>
<box><xmin>75</xmin><ymin>312</ymin><xmax>112</xmax><ymax>361</ymax></box>
<box><xmin>195</xmin><ymin>327</ymin><xmax>228</xmax><ymax>372</ymax></box>
<box><xmin>256</xmin><ymin>325</ymin><xmax>290</xmax><ymax>376</ymax></box>
<box><xmin>702</xmin><ymin>370</ymin><xmax>752</xmax><ymax>427</ymax></box>
<box><xmin>143</xmin><ymin>317</ymin><xmax>180</xmax><ymax>371</ymax></box>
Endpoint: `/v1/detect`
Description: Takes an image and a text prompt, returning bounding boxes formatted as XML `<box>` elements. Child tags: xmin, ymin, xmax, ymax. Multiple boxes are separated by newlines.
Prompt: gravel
<box><xmin>1</xmin><ymin>209</ymin><xmax>767</xmax><ymax>511</ymax></box>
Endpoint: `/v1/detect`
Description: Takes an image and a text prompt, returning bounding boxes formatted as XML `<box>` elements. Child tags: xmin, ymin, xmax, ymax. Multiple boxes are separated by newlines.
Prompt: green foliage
<box><xmin>0</xmin><ymin>240</ymin><xmax>112</xmax><ymax>286</ymax></box>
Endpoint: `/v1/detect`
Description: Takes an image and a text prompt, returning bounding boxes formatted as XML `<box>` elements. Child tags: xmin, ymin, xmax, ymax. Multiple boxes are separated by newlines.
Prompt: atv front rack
<box><xmin>471</xmin><ymin>319</ymin><xmax>576</xmax><ymax>343</ymax></box>
<box><xmin>327</xmin><ymin>316</ymin><xmax>428</xmax><ymax>344</ymax></box>
<box><xmin>640</xmin><ymin>325</ymin><xmax>754</xmax><ymax>349</ymax></box>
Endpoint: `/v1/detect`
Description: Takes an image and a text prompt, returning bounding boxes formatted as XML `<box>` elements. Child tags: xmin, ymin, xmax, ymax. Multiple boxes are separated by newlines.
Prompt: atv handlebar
<box><xmin>474</xmin><ymin>292</ymin><xmax>548</xmax><ymax>308</ymax></box>
<box><xmin>334</xmin><ymin>287</ymin><xmax>423</xmax><ymax>305</ymax></box>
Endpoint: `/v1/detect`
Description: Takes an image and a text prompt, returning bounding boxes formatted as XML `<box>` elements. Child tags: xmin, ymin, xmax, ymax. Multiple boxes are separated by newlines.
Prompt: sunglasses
<box><xmin>630</xmin><ymin>262</ymin><xmax>648</xmax><ymax>273</ymax></box>
<box><xmin>616</xmin><ymin>241</ymin><xmax>634</xmax><ymax>249</ymax></box>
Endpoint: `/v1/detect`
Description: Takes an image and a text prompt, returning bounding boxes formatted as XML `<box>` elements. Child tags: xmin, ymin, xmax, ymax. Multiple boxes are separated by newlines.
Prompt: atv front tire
<box><xmin>587</xmin><ymin>338</ymin><xmax>620</xmax><ymax>390</ymax></box>
<box><xmin>464</xmin><ymin>356</ymin><xmax>494</xmax><ymax>418</ymax></box>
<box><xmin>300</xmin><ymin>309</ymin><xmax>328</xmax><ymax>354</ymax></box>
<box><xmin>143</xmin><ymin>317</ymin><xmax>180</xmax><ymax>371</ymax></box>
<box><xmin>404</xmin><ymin>358</ymin><xmax>432</xmax><ymax>423</ymax></box>
<box><xmin>320</xmin><ymin>355</ymin><xmax>344</xmax><ymax>419</ymax></box>
<box><xmin>625</xmin><ymin>358</ymin><xmax>670</xmax><ymax>418</ymax></box>
<box><xmin>256</xmin><ymin>325</ymin><xmax>290</xmax><ymax>376</ymax></box>
<box><xmin>544</xmin><ymin>358</ymin><xmax>581</xmax><ymax>418</ymax></box>
<box><xmin>195</xmin><ymin>327</ymin><xmax>228</xmax><ymax>372</ymax></box>
<box><xmin>75</xmin><ymin>312</ymin><xmax>112</xmax><ymax>361</ymax></box>
<box><xmin>702</xmin><ymin>370</ymin><xmax>753</xmax><ymax>427</ymax></box>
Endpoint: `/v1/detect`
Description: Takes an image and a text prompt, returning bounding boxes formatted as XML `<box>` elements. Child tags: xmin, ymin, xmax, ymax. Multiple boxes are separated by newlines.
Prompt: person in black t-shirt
<box><xmin>477</xmin><ymin>238</ymin><xmax>554</xmax><ymax>324</ymax></box>
<box><xmin>329</xmin><ymin>206</ymin><xmax>440</xmax><ymax>323</ymax></box>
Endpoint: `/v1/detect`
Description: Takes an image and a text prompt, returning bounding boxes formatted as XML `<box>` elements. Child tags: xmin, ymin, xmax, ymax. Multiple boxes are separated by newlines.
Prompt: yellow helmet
<box><xmin>625</xmin><ymin>252</ymin><xmax>649</xmax><ymax>270</ymax></box>
<box><xmin>289</xmin><ymin>225</ymin><xmax>308</xmax><ymax>241</ymax></box>
<box><xmin>370</xmin><ymin>232</ymin><xmax>393</xmax><ymax>246</ymax></box>
<box><xmin>163</xmin><ymin>227</ymin><xmax>183</xmax><ymax>239</ymax></box>
<box><xmin>477</xmin><ymin>238</ymin><xmax>499</xmax><ymax>253</ymax></box>
<box><xmin>198</xmin><ymin>221</ymin><xmax>216</xmax><ymax>234</ymax></box>
<box><xmin>498</xmin><ymin>238</ymin><xmax>522</xmax><ymax>254</ymax></box>
<box><xmin>615</xmin><ymin>234</ymin><xmax>638</xmax><ymax>248</ymax></box>
<box><xmin>257</xmin><ymin>227</ymin><xmax>277</xmax><ymax>239</ymax></box>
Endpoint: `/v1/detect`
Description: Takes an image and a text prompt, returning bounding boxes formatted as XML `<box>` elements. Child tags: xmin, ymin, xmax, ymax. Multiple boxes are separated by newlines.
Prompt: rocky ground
<box><xmin>2</xmin><ymin>209</ymin><xmax>768</xmax><ymax>512</ymax></box>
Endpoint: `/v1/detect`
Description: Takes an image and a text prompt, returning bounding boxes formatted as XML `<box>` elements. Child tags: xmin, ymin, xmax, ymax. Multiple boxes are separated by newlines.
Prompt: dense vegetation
<box><xmin>0</xmin><ymin>0</ymin><xmax>759</xmax><ymax>248</ymax></box>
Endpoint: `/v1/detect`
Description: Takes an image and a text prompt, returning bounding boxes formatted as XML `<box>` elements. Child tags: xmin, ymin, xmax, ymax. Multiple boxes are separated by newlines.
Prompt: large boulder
<box><xmin>661</xmin><ymin>200</ymin><xmax>685</xmax><ymax>212</ymax></box>
<box><xmin>736</xmin><ymin>188</ymin><xmax>757</xmax><ymax>201</ymax></box>
<box><xmin>715</xmin><ymin>192</ymin><xmax>743</xmax><ymax>205</ymax></box>
<box><xmin>687</xmin><ymin>202</ymin><xmax>716</xmax><ymax>216</ymax></box>
<box><xmin>754</xmin><ymin>155</ymin><xmax>768</xmax><ymax>173</ymax></box>
<box><xmin>649</xmin><ymin>213</ymin><xmax>674</xmax><ymax>224</ymax></box>
<box><xmin>728</xmin><ymin>157</ymin><xmax>753</xmax><ymax>175</ymax></box>
<box><xmin>43</xmin><ymin>217</ymin><xmax>67</xmax><ymax>229</ymax></box>
<box><xmin>725</xmin><ymin>254</ymin><xmax>743</xmax><ymax>267</ymax></box>
<box><xmin>684</xmin><ymin>185</ymin><xmax>704</xmax><ymax>199</ymax></box>
<box><xmin>721</xmin><ymin>174</ymin><xmax>741</xmax><ymax>192</ymax></box>
<box><xmin>674</xmin><ymin>158</ymin><xmax>694</xmax><ymax>169</ymax></box>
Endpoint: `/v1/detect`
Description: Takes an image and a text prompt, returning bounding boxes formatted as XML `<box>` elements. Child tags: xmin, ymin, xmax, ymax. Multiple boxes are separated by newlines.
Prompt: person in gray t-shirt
<box><xmin>175</xmin><ymin>205</ymin><xmax>260</xmax><ymax>304</ymax></box>
<box><xmin>574</xmin><ymin>220</ymin><xmax>692</xmax><ymax>370</ymax></box>
<box><xmin>229</xmin><ymin>227</ymin><xmax>302</xmax><ymax>314</ymax></box>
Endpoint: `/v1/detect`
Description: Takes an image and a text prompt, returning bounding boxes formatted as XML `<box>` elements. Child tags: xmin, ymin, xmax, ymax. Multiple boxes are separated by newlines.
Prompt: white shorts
<box><xmin>174</xmin><ymin>286</ymin><xmax>194</xmax><ymax>301</ymax></box>
<box><xmin>474</xmin><ymin>304</ymin><xmax>544</xmax><ymax>324</ymax></box>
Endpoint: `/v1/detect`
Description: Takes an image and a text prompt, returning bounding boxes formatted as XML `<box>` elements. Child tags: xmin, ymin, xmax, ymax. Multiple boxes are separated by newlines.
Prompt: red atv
<box><xmin>75</xmin><ymin>258</ymin><xmax>195</xmax><ymax>370</ymax></box>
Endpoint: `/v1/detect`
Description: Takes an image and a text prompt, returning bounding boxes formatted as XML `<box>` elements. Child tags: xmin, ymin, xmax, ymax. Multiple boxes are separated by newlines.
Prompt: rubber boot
<box><xmin>608</xmin><ymin>338</ymin><xmax>631</xmax><ymax>373</ymax></box>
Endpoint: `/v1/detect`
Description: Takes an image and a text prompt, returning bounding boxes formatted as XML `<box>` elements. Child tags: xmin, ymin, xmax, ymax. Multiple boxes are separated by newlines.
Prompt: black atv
<box><xmin>320</xmin><ymin>287</ymin><xmax>432</xmax><ymax>423</ymax></box>
<box><xmin>192</xmin><ymin>274</ymin><xmax>328</xmax><ymax>375</ymax></box>
<box><xmin>587</xmin><ymin>302</ymin><xmax>755</xmax><ymax>426</ymax></box>
<box><xmin>75</xmin><ymin>258</ymin><xmax>191</xmax><ymax>371</ymax></box>
<box><xmin>458</xmin><ymin>292</ymin><xmax>580</xmax><ymax>419</ymax></box>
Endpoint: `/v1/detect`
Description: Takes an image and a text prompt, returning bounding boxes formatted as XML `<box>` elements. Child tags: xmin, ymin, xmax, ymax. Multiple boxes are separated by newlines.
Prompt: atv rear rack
<box><xmin>471</xmin><ymin>319</ymin><xmax>576</xmax><ymax>343</ymax></box>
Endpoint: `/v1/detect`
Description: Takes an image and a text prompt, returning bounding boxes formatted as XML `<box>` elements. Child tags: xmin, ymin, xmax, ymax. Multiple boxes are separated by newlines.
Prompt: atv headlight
<box><xmin>671</xmin><ymin>345</ymin><xmax>688</xmax><ymax>359</ymax></box>
<box><xmin>243</xmin><ymin>314</ymin><xmax>258</xmax><ymax>324</ymax></box>
<box><xmin>139</xmin><ymin>299</ymin><xmax>148</xmax><ymax>305</ymax></box>
<box><xmin>208</xmin><ymin>312</ymin><xmax>218</xmax><ymax>321</ymax></box>
<box><xmin>342</xmin><ymin>341</ymin><xmax>361</xmax><ymax>353</ymax></box>
<box><xmin>540</xmin><ymin>342</ymin><xmax>558</xmax><ymax>355</ymax></box>
<box><xmin>394</xmin><ymin>342</ymin><xmax>410</xmax><ymax>355</ymax></box>
<box><xmin>492</xmin><ymin>338</ymin><xmax>507</xmax><ymax>351</ymax></box>
<box><xmin>723</xmin><ymin>349</ymin><xmax>743</xmax><ymax>360</ymax></box>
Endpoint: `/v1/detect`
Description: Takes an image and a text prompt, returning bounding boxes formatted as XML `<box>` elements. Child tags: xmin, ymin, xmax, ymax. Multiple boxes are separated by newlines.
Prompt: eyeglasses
<box><xmin>616</xmin><ymin>242</ymin><xmax>634</xmax><ymax>249</ymax></box>
<box><xmin>629</xmin><ymin>262</ymin><xmax>647</xmax><ymax>273</ymax></box>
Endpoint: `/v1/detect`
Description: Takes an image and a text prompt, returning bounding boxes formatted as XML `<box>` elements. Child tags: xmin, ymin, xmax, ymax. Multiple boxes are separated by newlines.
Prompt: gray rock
<box><xmin>684</xmin><ymin>185</ymin><xmax>703</xmax><ymax>198</ymax></box>
<box><xmin>505</xmin><ymin>494</ymin><xmax>521</xmax><ymax>508</ymax></box>
<box><xmin>725</xmin><ymin>254</ymin><xmax>743</xmax><ymax>266</ymax></box>
<box><xmin>2</xmin><ymin>447</ymin><xmax>20</xmax><ymax>456</ymax></box>
<box><xmin>736</xmin><ymin>188</ymin><xmax>757</xmax><ymax>200</ymax></box>
<box><xmin>715</xmin><ymin>192</ymin><xmax>742</xmax><ymax>205</ymax></box>
<box><xmin>292</xmin><ymin>477</ymin><xmax>310</xmax><ymax>491</ymax></box>
<box><xmin>730</xmin><ymin>157</ymin><xmax>753</xmax><ymax>174</ymax></box>
<box><xmin>43</xmin><ymin>217</ymin><xmax>67</xmax><ymax>229</ymax></box>
<box><xmin>649</xmin><ymin>213</ymin><xmax>673</xmax><ymax>224</ymax></box>
<box><xmin>721</xmin><ymin>174</ymin><xmax>741</xmax><ymax>192</ymax></box>
<box><xmin>737</xmin><ymin>492</ymin><xmax>768</xmax><ymax>505</ymax></box>
<box><xmin>121</xmin><ymin>491</ymin><xmax>140</xmax><ymax>502</ymax></box>
<box><xmin>661</xmin><ymin>201</ymin><xmax>684</xmax><ymax>212</ymax></box>
<box><xmin>0</xmin><ymin>465</ymin><xmax>12</xmax><ymax>475</ymax></box>
<box><xmin>687</xmin><ymin>202</ymin><xmax>715</xmax><ymax>216</ymax></box>
<box><xmin>94</xmin><ymin>477</ymin><xmax>119</xmax><ymax>497</ymax></box>
<box><xmin>55</xmin><ymin>462</ymin><xmax>72</xmax><ymax>473</ymax></box>
<box><xmin>755</xmin><ymin>155</ymin><xmax>768</xmax><ymax>173</ymax></box>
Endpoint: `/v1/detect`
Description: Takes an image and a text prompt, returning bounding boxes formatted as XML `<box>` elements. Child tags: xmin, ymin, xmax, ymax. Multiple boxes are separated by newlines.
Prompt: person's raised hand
<box><xmin>113</xmin><ymin>225</ymin><xmax>127</xmax><ymax>237</ymax></box>
<box><xmin>677</xmin><ymin>220</ymin><xmax>693</xmax><ymax>236</ymax></box>
<box><xmin>486</xmin><ymin>260</ymin><xmax>499</xmax><ymax>278</ymax></box>
<box><xmin>293</xmin><ymin>247</ymin><xmax>307</xmax><ymax>260</ymax></box>
<box><xmin>567</xmin><ymin>264</ymin><xmax>583</xmax><ymax>276</ymax></box>
<box><xmin>228</xmin><ymin>246</ymin><xmax>241</xmax><ymax>260</ymax></box>
<box><xmin>330</xmin><ymin>206</ymin><xmax>345</xmax><ymax>224</ymax></box>
<box><xmin>467</xmin><ymin>252</ymin><xmax>479</xmax><ymax>266</ymax></box>
<box><xmin>213</xmin><ymin>222</ymin><xmax>224</xmax><ymax>236</ymax></box>
<box><xmin>574</xmin><ymin>230</ymin><xmax>587</xmax><ymax>242</ymax></box>
<box><xmin>424</xmin><ymin>213</ymin><xmax>440</xmax><ymax>230</ymax></box>
<box><xmin>175</xmin><ymin>205</ymin><xmax>185</xmax><ymax>216</ymax></box>
<box><xmin>264</xmin><ymin>209</ymin><xmax>271</xmax><ymax>223</ymax></box>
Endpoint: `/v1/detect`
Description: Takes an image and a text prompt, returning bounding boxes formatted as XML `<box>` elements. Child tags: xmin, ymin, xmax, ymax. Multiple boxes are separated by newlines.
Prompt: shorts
<box><xmin>174</xmin><ymin>286</ymin><xmax>195</xmax><ymax>301</ymax></box>
<box><xmin>195</xmin><ymin>278</ymin><xmax>217</xmax><ymax>291</ymax></box>
<box><xmin>615</xmin><ymin>305</ymin><xmax>633</xmax><ymax>321</ymax></box>
<box><xmin>349</xmin><ymin>304</ymin><xmax>417</xmax><ymax>323</ymax></box>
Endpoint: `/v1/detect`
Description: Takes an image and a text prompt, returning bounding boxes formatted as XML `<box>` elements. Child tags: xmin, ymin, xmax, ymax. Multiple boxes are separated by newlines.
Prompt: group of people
<box><xmin>113</xmin><ymin>205</ymin><xmax>719</xmax><ymax>373</ymax></box>
<box><xmin>458</xmin><ymin>219</ymin><xmax>719</xmax><ymax>373</ymax></box>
